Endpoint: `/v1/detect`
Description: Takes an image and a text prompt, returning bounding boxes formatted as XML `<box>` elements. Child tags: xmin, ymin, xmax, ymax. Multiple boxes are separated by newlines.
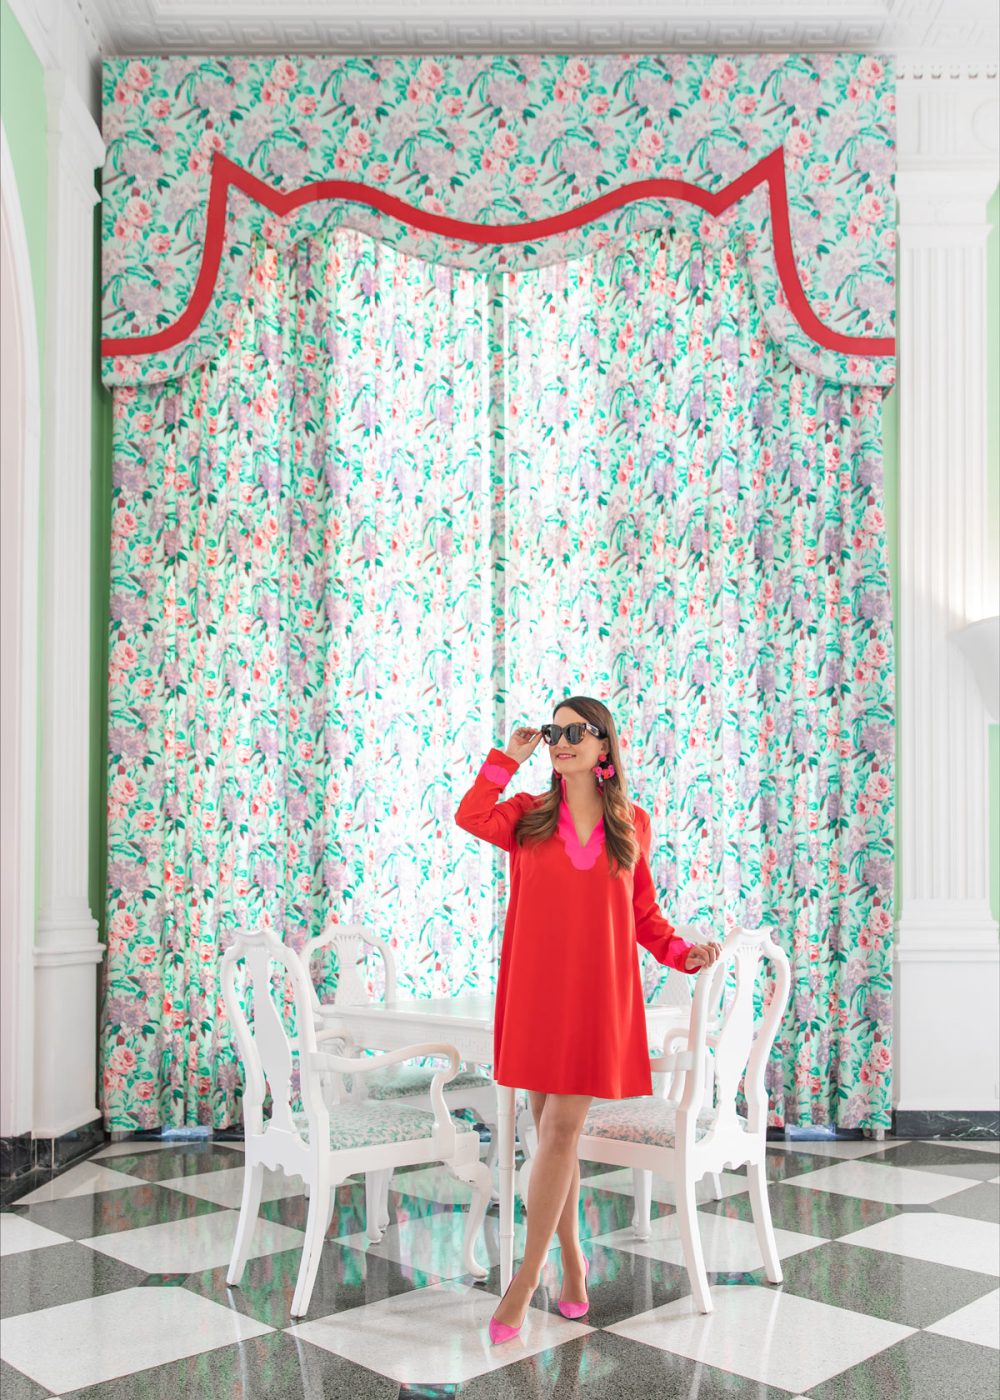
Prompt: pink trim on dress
<box><xmin>558</xmin><ymin>777</ymin><xmax>605</xmax><ymax>870</ymax></box>
<box><xmin>479</xmin><ymin>761</ymin><xmax>514</xmax><ymax>787</ymax></box>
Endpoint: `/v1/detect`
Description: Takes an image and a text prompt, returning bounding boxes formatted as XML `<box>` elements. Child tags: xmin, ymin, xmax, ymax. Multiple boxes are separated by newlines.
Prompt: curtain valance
<box><xmin>100</xmin><ymin>52</ymin><xmax>897</xmax><ymax>390</ymax></box>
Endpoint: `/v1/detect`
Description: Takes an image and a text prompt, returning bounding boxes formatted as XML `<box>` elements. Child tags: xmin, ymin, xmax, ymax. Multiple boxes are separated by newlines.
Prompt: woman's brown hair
<box><xmin>513</xmin><ymin>695</ymin><xmax>640</xmax><ymax>877</ymax></box>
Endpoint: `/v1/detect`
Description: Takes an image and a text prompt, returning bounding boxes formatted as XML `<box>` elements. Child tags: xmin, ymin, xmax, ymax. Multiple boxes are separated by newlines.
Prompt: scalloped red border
<box><xmin>101</xmin><ymin>145</ymin><xmax>895</xmax><ymax>360</ymax></box>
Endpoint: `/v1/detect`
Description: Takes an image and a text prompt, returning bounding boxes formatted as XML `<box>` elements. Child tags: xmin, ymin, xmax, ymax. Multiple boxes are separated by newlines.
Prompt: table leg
<box><xmin>495</xmin><ymin>1083</ymin><xmax>515</xmax><ymax>1292</ymax></box>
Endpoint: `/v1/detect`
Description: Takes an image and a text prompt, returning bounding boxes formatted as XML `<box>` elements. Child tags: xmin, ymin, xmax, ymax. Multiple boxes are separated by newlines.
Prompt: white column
<box><xmin>33</xmin><ymin>69</ymin><xmax>105</xmax><ymax>1139</ymax></box>
<box><xmin>893</xmin><ymin>67</ymin><xmax>1000</xmax><ymax>1115</ymax></box>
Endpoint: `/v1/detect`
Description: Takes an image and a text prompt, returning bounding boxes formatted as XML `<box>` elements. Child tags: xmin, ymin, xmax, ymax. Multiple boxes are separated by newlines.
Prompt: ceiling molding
<box><xmin>78</xmin><ymin>0</ymin><xmax>998</xmax><ymax>61</ymax></box>
<box><xmin>5</xmin><ymin>0</ymin><xmax>998</xmax><ymax>128</ymax></box>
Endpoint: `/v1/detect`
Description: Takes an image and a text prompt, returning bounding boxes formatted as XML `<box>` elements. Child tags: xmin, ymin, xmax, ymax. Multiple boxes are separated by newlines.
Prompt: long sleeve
<box><xmin>631</xmin><ymin>806</ymin><xmax>694</xmax><ymax>973</ymax></box>
<box><xmin>454</xmin><ymin>746</ymin><xmax>534</xmax><ymax>852</ymax></box>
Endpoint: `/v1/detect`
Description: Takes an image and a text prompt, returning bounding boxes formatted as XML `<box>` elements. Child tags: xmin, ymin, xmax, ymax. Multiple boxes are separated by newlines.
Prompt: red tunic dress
<box><xmin>454</xmin><ymin>746</ymin><xmax>695</xmax><ymax>1098</ymax></box>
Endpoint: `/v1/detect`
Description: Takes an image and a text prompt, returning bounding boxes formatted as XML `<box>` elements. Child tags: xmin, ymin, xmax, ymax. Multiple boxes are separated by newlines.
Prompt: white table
<box><xmin>315</xmin><ymin>993</ymin><xmax>689</xmax><ymax>1291</ymax></box>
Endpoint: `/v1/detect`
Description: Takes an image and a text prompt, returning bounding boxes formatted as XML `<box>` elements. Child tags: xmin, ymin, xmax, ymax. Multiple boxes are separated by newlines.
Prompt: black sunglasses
<box><xmin>540</xmin><ymin>722</ymin><xmax>607</xmax><ymax>746</ymax></box>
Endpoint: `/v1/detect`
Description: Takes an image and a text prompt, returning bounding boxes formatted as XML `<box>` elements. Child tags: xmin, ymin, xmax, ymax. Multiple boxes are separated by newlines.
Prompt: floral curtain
<box><xmin>101</xmin><ymin>219</ymin><xmax>894</xmax><ymax>1132</ymax></box>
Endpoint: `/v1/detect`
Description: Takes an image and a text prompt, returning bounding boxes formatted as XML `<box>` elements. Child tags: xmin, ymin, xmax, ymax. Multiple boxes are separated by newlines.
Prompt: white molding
<box><xmin>33</xmin><ymin>67</ymin><xmax>105</xmax><ymax>1138</ymax></box>
<box><xmin>893</xmin><ymin>72</ymin><xmax>1000</xmax><ymax>1115</ymax></box>
<box><xmin>0</xmin><ymin>123</ymin><xmax>42</xmax><ymax>1141</ymax></box>
<box><xmin>44</xmin><ymin>0</ymin><xmax>1000</xmax><ymax>62</ymax></box>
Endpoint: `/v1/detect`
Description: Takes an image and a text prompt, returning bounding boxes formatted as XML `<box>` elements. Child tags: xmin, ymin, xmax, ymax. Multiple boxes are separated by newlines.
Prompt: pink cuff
<box><xmin>479</xmin><ymin>761</ymin><xmax>514</xmax><ymax>787</ymax></box>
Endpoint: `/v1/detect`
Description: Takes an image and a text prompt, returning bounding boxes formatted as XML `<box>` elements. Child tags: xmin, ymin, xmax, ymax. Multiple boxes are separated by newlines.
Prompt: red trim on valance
<box><xmin>101</xmin><ymin>145</ymin><xmax>895</xmax><ymax>360</ymax></box>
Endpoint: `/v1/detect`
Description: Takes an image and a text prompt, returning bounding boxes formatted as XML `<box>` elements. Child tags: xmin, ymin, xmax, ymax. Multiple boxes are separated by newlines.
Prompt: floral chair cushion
<box><xmin>294</xmin><ymin>1099</ymin><xmax>460</xmax><ymax>1151</ymax></box>
<box><xmin>341</xmin><ymin>1064</ymin><xmax>495</xmax><ymax>1099</ymax></box>
<box><xmin>581</xmin><ymin>1098</ymin><xmax>720</xmax><ymax>1148</ymax></box>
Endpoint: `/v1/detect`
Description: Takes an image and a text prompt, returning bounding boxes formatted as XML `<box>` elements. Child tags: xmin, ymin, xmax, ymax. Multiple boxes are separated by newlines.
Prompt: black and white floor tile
<box><xmin>1</xmin><ymin>1132</ymin><xmax>997</xmax><ymax>1398</ymax></box>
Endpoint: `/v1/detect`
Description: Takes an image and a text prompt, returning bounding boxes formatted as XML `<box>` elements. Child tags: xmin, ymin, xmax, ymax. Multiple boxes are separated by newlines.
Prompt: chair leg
<box><xmin>365</xmin><ymin>1169</ymin><xmax>389</xmax><ymax>1243</ymax></box>
<box><xmin>676</xmin><ymin>1176</ymin><xmax>713</xmax><ymax>1314</ymax></box>
<box><xmin>291</xmin><ymin>1172</ymin><xmax>330</xmax><ymax>1318</ymax></box>
<box><xmin>631</xmin><ymin>1168</ymin><xmax>653</xmax><ymax>1240</ymax></box>
<box><xmin>226</xmin><ymin>1160</ymin><xmax>265</xmax><ymax>1287</ymax></box>
<box><xmin>444</xmin><ymin>1147</ymin><xmax>491</xmax><ymax>1279</ymax></box>
<box><xmin>377</xmin><ymin>1167</ymin><xmax>391</xmax><ymax>1231</ymax></box>
<box><xmin>747</xmin><ymin>1159</ymin><xmax>782</xmax><ymax>1284</ymax></box>
<box><xmin>708</xmin><ymin>1172</ymin><xmax>723</xmax><ymax>1200</ymax></box>
<box><xmin>484</xmin><ymin>1122</ymin><xmax>499</xmax><ymax>1175</ymax></box>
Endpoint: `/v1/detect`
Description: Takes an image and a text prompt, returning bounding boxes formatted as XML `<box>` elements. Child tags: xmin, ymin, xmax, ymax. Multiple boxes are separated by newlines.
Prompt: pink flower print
<box><xmin>124</xmin><ymin>61</ymin><xmax>152</xmax><ymax>91</ymax></box>
<box><xmin>271</xmin><ymin>59</ymin><xmax>297</xmax><ymax>89</ymax></box>
<box><xmin>124</xmin><ymin>197</ymin><xmax>152</xmax><ymax>227</ymax></box>
<box><xmin>261</xmin><ymin>80</ymin><xmax>286</xmax><ymax>105</ymax></box>
<box><xmin>109</xmin><ymin>1046</ymin><xmax>137</xmax><ymax>1076</ymax></box>
<box><xmin>856</xmin><ymin>57</ymin><xmax>884</xmax><ymax>87</ymax></box>
<box><xmin>709</xmin><ymin>58</ymin><xmax>738</xmax><ymax>88</ymax></box>
<box><xmin>787</xmin><ymin>128</ymin><xmax>812</xmax><ymax>157</ymax></box>
<box><xmin>417</xmin><ymin>59</ymin><xmax>445</xmax><ymax>89</ymax></box>
<box><xmin>857</xmin><ymin>193</ymin><xmax>885</xmax><ymax>223</ymax></box>
<box><xmin>561</xmin><ymin>59</ymin><xmax>590</xmax><ymax>89</ymax></box>
<box><xmin>344</xmin><ymin>127</ymin><xmax>371</xmax><ymax>158</ymax></box>
<box><xmin>636</xmin><ymin>128</ymin><xmax>664</xmax><ymax>159</ymax></box>
<box><xmin>492</xmin><ymin>129</ymin><xmax>518</xmax><ymax>160</ymax></box>
<box><xmin>114</xmin><ymin>81</ymin><xmax>141</xmax><ymax>108</ymax></box>
<box><xmin>296</xmin><ymin>94</ymin><xmax>317</xmax><ymax>115</ymax></box>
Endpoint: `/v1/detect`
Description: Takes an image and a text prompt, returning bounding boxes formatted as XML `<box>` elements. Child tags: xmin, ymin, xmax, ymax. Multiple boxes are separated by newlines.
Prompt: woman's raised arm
<box><xmin>454</xmin><ymin>747</ymin><xmax>534</xmax><ymax>852</ymax></box>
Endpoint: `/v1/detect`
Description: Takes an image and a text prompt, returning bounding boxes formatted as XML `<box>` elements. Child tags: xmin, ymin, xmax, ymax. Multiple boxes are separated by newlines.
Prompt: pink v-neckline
<box><xmin>558</xmin><ymin>778</ymin><xmax>605</xmax><ymax>870</ymax></box>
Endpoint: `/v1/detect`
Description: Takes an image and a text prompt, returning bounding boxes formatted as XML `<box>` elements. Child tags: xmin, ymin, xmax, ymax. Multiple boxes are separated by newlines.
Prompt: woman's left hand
<box><xmin>684</xmin><ymin>940</ymin><xmax>722</xmax><ymax>972</ymax></box>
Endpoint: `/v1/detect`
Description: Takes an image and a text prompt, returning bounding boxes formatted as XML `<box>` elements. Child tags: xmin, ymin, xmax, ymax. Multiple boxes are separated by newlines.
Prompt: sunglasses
<box><xmin>540</xmin><ymin>722</ymin><xmax>607</xmax><ymax>746</ymax></box>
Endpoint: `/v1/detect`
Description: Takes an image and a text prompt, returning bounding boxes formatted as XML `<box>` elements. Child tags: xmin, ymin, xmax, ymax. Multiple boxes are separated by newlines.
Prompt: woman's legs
<box><xmin>528</xmin><ymin>1091</ymin><xmax>586</xmax><ymax>1300</ymax></box>
<box><xmin>491</xmin><ymin>1091</ymin><xmax>592</xmax><ymax>1329</ymax></box>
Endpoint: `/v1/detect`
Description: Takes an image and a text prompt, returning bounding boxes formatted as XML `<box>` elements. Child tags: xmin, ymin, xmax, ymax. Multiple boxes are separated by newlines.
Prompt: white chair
<box><xmin>221</xmin><ymin>922</ymin><xmax>493</xmax><ymax>1317</ymax></box>
<box><xmin>514</xmin><ymin>922</ymin><xmax>724</xmax><ymax>1229</ymax></box>
<box><xmin>571</xmin><ymin>925</ymin><xmax>791</xmax><ymax>1313</ymax></box>
<box><xmin>301</xmin><ymin>923</ymin><xmax>506</xmax><ymax>1236</ymax></box>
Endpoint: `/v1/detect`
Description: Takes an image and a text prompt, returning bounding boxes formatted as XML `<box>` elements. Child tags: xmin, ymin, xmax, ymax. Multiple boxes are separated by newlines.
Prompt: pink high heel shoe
<box><xmin>557</xmin><ymin>1252</ymin><xmax>590</xmax><ymax>1319</ymax></box>
<box><xmin>488</xmin><ymin>1275</ymin><xmax>534</xmax><ymax>1345</ymax></box>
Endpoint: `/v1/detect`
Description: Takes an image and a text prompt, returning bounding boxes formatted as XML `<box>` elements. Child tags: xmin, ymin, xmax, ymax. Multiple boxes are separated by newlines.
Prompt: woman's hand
<box><xmin>684</xmin><ymin>940</ymin><xmax>723</xmax><ymax>972</ymax></box>
<box><xmin>504</xmin><ymin>726</ymin><xmax>543</xmax><ymax>764</ymax></box>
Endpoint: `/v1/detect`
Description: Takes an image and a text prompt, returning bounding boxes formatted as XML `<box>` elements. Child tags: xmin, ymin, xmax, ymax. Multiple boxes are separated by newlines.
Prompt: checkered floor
<box><xmin>1</xmin><ymin>1132</ymin><xmax>997</xmax><ymax>1398</ymax></box>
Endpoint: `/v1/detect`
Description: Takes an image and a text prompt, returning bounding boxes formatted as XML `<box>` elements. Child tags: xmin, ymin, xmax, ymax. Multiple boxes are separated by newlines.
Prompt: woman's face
<box><xmin>548</xmin><ymin>707</ymin><xmax>606</xmax><ymax>777</ymax></box>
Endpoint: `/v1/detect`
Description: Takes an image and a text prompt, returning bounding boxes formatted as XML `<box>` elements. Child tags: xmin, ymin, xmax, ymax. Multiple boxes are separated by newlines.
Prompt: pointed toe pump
<box><xmin>488</xmin><ymin>1277</ymin><xmax>532</xmax><ymax>1345</ymax></box>
<box><xmin>557</xmin><ymin>1253</ymin><xmax>590</xmax><ymax>1319</ymax></box>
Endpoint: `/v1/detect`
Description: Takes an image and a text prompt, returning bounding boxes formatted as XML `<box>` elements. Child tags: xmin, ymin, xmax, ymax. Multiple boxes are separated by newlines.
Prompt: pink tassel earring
<box><xmin>593</xmin><ymin>755</ymin><xmax>615</xmax><ymax>786</ymax></box>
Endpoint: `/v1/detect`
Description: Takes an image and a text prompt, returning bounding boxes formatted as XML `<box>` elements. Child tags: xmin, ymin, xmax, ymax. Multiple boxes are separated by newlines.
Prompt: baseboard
<box><xmin>892</xmin><ymin>1109</ymin><xmax>999</xmax><ymax>1139</ymax></box>
<box><xmin>0</xmin><ymin>1116</ymin><xmax>107</xmax><ymax>1203</ymax></box>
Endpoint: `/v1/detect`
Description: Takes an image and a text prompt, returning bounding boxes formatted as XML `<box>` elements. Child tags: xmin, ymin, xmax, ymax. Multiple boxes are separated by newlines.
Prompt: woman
<box><xmin>454</xmin><ymin>696</ymin><xmax>722</xmax><ymax>1344</ymax></box>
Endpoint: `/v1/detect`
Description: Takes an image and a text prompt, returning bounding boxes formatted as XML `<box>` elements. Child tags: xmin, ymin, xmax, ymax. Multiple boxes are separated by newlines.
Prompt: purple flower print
<box><xmin>267</xmin><ymin>144</ymin><xmax>312</xmax><ymax>185</ymax></box>
<box><xmin>862</xmin><ymin>856</ymin><xmax>893</xmax><ymax>892</ymax></box>
<box><xmin>859</xmin><ymin>723</ymin><xmax>893</xmax><ymax>760</ymax></box>
<box><xmin>120</xmin><ymin>282</ymin><xmax>164</xmax><ymax>326</ymax></box>
<box><xmin>779</xmin><ymin>74</ymin><xmax>825</xmax><ymax>114</ymax></box>
<box><xmin>338</xmin><ymin>74</ymin><xmax>383</xmax><ymax>114</ymax></box>
<box><xmin>192</xmin><ymin>77</ymin><xmax>241</xmax><ymax>119</ymax></box>
<box><xmin>108</xmin><ymin>726</ymin><xmax>149</xmax><ymax>763</ymax></box>
<box><xmin>107</xmin><ymin>858</ymin><xmax>150</xmax><ymax>899</ymax></box>
<box><xmin>121</xmin><ymin>146</ymin><xmax>166</xmax><ymax>185</ymax></box>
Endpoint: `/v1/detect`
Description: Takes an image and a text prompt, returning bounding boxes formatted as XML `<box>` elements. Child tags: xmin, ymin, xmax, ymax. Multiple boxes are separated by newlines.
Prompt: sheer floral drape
<box><xmin>499</xmin><ymin>228</ymin><xmax>894</xmax><ymax>1129</ymax></box>
<box><xmin>102</xmin><ymin>232</ymin><xmax>498</xmax><ymax>1128</ymax></box>
<box><xmin>101</xmin><ymin>222</ymin><xmax>894</xmax><ymax>1133</ymax></box>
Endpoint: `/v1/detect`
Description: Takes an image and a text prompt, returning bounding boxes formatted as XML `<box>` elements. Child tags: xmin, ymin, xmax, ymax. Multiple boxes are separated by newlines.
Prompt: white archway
<box><xmin>0</xmin><ymin>119</ymin><xmax>41</xmax><ymax>1140</ymax></box>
